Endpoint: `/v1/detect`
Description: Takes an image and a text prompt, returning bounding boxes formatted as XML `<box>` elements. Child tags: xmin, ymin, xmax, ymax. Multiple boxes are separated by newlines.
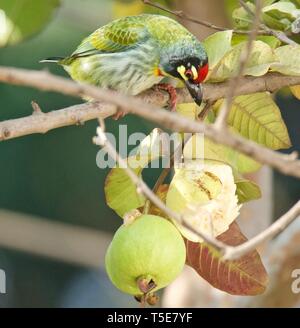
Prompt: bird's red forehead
<box><xmin>195</xmin><ymin>63</ymin><xmax>209</xmax><ymax>84</ymax></box>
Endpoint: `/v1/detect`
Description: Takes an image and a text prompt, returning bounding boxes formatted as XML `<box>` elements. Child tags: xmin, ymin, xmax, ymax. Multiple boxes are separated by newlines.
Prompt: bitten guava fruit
<box><xmin>166</xmin><ymin>166</ymin><xmax>223</xmax><ymax>214</ymax></box>
<box><xmin>166</xmin><ymin>161</ymin><xmax>241</xmax><ymax>242</ymax></box>
<box><xmin>105</xmin><ymin>214</ymin><xmax>186</xmax><ymax>296</ymax></box>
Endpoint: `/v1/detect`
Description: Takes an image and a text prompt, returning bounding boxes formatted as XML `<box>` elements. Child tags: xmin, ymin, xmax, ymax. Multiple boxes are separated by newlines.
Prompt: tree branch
<box><xmin>94</xmin><ymin>124</ymin><xmax>300</xmax><ymax>261</ymax></box>
<box><xmin>0</xmin><ymin>65</ymin><xmax>299</xmax><ymax>260</ymax></box>
<box><xmin>0</xmin><ymin>102</ymin><xmax>117</xmax><ymax>140</ymax></box>
<box><xmin>143</xmin><ymin>0</ymin><xmax>299</xmax><ymax>46</ymax></box>
<box><xmin>223</xmin><ymin>200</ymin><xmax>300</xmax><ymax>260</ymax></box>
<box><xmin>93</xmin><ymin>126</ymin><xmax>227</xmax><ymax>251</ymax></box>
<box><xmin>0</xmin><ymin>66</ymin><xmax>300</xmax><ymax>178</ymax></box>
<box><xmin>142</xmin><ymin>0</ymin><xmax>263</xmax><ymax>35</ymax></box>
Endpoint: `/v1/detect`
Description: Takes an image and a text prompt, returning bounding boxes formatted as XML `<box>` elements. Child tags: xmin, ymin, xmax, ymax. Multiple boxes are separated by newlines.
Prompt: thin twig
<box><xmin>94</xmin><ymin>125</ymin><xmax>300</xmax><ymax>261</ymax></box>
<box><xmin>260</xmin><ymin>24</ymin><xmax>298</xmax><ymax>46</ymax></box>
<box><xmin>197</xmin><ymin>100</ymin><xmax>215</xmax><ymax>121</ymax></box>
<box><xmin>224</xmin><ymin>200</ymin><xmax>300</xmax><ymax>260</ymax></box>
<box><xmin>142</xmin><ymin>0</ymin><xmax>263</xmax><ymax>35</ymax></box>
<box><xmin>31</xmin><ymin>100</ymin><xmax>43</xmax><ymax>115</ymax></box>
<box><xmin>152</xmin><ymin>133</ymin><xmax>192</xmax><ymax>195</ymax></box>
<box><xmin>93</xmin><ymin>126</ymin><xmax>226</xmax><ymax>251</ymax></box>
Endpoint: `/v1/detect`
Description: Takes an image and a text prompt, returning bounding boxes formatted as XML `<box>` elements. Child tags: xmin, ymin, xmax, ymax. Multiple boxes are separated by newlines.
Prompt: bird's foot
<box><xmin>154</xmin><ymin>83</ymin><xmax>177</xmax><ymax>111</ymax></box>
<box><xmin>112</xmin><ymin>108</ymin><xmax>126</xmax><ymax>120</ymax></box>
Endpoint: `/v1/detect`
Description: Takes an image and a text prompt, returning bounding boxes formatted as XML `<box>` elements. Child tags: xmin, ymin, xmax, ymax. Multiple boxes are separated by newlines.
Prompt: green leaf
<box><xmin>204</xmin><ymin>30</ymin><xmax>233</xmax><ymax>69</ymax></box>
<box><xmin>232</xmin><ymin>34</ymin><xmax>281</xmax><ymax>49</ymax></box>
<box><xmin>291</xmin><ymin>0</ymin><xmax>300</xmax><ymax>9</ymax></box>
<box><xmin>184</xmin><ymin>135</ymin><xmax>261</xmax><ymax>174</ymax></box>
<box><xmin>104</xmin><ymin>129</ymin><xmax>167</xmax><ymax>217</ymax></box>
<box><xmin>262</xmin><ymin>12</ymin><xmax>292</xmax><ymax>31</ymax></box>
<box><xmin>0</xmin><ymin>0</ymin><xmax>60</xmax><ymax>47</ymax></box>
<box><xmin>232</xmin><ymin>2</ymin><xmax>255</xmax><ymax>29</ymax></box>
<box><xmin>149</xmin><ymin>184</ymin><xmax>169</xmax><ymax>218</ymax></box>
<box><xmin>215</xmin><ymin>93</ymin><xmax>291</xmax><ymax>150</ymax></box>
<box><xmin>235</xmin><ymin>179</ymin><xmax>262</xmax><ymax>203</ymax></box>
<box><xmin>271</xmin><ymin>45</ymin><xmax>300</xmax><ymax>76</ymax></box>
<box><xmin>261</xmin><ymin>2</ymin><xmax>300</xmax><ymax>31</ymax></box>
<box><xmin>186</xmin><ymin>222</ymin><xmax>269</xmax><ymax>295</ymax></box>
<box><xmin>262</xmin><ymin>2</ymin><xmax>299</xmax><ymax>21</ymax></box>
<box><xmin>263</xmin><ymin>0</ymin><xmax>278</xmax><ymax>5</ymax></box>
<box><xmin>206</xmin><ymin>138</ymin><xmax>262</xmax><ymax>173</ymax></box>
<box><xmin>176</xmin><ymin>102</ymin><xmax>199</xmax><ymax>120</ymax></box>
<box><xmin>209</xmin><ymin>41</ymin><xmax>275</xmax><ymax>82</ymax></box>
<box><xmin>224</xmin><ymin>0</ymin><xmax>240</xmax><ymax>18</ymax></box>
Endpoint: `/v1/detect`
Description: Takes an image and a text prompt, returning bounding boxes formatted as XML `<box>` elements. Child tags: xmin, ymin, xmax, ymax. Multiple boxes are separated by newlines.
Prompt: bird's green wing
<box><xmin>71</xmin><ymin>17</ymin><xmax>150</xmax><ymax>58</ymax></box>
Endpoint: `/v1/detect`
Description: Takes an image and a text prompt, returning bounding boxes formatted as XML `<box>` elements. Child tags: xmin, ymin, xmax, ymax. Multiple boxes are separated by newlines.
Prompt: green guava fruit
<box><xmin>105</xmin><ymin>214</ymin><xmax>186</xmax><ymax>296</ymax></box>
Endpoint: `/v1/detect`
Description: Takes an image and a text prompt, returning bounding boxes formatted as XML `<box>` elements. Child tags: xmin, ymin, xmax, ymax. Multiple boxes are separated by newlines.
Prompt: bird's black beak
<box><xmin>184</xmin><ymin>80</ymin><xmax>203</xmax><ymax>107</ymax></box>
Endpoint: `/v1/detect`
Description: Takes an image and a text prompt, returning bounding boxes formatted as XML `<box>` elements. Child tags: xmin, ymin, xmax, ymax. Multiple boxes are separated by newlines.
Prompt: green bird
<box><xmin>41</xmin><ymin>14</ymin><xmax>208</xmax><ymax>112</ymax></box>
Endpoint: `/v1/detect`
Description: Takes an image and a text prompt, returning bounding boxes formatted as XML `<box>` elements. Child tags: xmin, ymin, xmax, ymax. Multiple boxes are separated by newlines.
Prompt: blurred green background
<box><xmin>0</xmin><ymin>0</ymin><xmax>156</xmax><ymax>308</ymax></box>
<box><xmin>0</xmin><ymin>0</ymin><xmax>299</xmax><ymax>308</ymax></box>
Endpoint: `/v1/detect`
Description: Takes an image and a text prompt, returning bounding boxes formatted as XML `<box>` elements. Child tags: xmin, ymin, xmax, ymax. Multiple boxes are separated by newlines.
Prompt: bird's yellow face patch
<box><xmin>191</xmin><ymin>66</ymin><xmax>198</xmax><ymax>81</ymax></box>
<box><xmin>177</xmin><ymin>65</ymin><xmax>188</xmax><ymax>81</ymax></box>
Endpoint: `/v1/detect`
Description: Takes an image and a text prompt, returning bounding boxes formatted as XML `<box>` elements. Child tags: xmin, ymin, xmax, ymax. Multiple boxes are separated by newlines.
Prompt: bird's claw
<box><xmin>112</xmin><ymin>108</ymin><xmax>126</xmax><ymax>120</ymax></box>
<box><xmin>154</xmin><ymin>83</ymin><xmax>177</xmax><ymax>111</ymax></box>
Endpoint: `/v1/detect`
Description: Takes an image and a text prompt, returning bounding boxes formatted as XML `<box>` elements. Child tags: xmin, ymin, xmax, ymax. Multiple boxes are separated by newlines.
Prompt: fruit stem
<box><xmin>123</xmin><ymin>209</ymin><xmax>142</xmax><ymax>225</ymax></box>
<box><xmin>147</xmin><ymin>293</ymin><xmax>159</xmax><ymax>306</ymax></box>
<box><xmin>143</xmin><ymin>200</ymin><xmax>151</xmax><ymax>214</ymax></box>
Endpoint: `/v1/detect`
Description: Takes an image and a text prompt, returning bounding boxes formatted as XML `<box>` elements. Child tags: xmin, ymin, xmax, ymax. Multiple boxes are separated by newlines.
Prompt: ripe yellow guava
<box><xmin>105</xmin><ymin>214</ymin><xmax>186</xmax><ymax>296</ymax></box>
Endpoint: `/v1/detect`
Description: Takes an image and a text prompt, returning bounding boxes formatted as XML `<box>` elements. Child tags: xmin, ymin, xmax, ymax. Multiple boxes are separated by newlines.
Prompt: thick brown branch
<box><xmin>1</xmin><ymin>67</ymin><xmax>300</xmax><ymax>178</ymax></box>
<box><xmin>0</xmin><ymin>102</ymin><xmax>116</xmax><ymax>140</ymax></box>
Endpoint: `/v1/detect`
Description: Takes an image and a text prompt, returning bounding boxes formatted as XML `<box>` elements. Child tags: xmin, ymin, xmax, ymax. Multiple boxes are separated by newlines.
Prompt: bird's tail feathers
<box><xmin>39</xmin><ymin>57</ymin><xmax>65</xmax><ymax>64</ymax></box>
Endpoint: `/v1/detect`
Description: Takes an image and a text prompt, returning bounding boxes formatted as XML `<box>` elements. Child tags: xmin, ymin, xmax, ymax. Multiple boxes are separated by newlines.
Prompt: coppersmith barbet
<box><xmin>41</xmin><ymin>14</ymin><xmax>209</xmax><ymax>112</ymax></box>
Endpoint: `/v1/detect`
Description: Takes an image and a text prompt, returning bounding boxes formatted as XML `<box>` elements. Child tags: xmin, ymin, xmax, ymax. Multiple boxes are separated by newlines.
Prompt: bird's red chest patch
<box><xmin>195</xmin><ymin>63</ymin><xmax>209</xmax><ymax>84</ymax></box>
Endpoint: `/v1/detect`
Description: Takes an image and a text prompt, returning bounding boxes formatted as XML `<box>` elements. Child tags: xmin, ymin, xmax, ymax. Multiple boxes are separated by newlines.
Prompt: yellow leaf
<box><xmin>290</xmin><ymin>85</ymin><xmax>300</xmax><ymax>100</ymax></box>
<box><xmin>209</xmin><ymin>41</ymin><xmax>275</xmax><ymax>82</ymax></box>
<box><xmin>112</xmin><ymin>0</ymin><xmax>144</xmax><ymax>18</ymax></box>
<box><xmin>204</xmin><ymin>30</ymin><xmax>233</xmax><ymax>69</ymax></box>
<box><xmin>184</xmin><ymin>134</ymin><xmax>261</xmax><ymax>174</ymax></box>
<box><xmin>271</xmin><ymin>45</ymin><xmax>300</xmax><ymax>76</ymax></box>
<box><xmin>215</xmin><ymin>93</ymin><xmax>291</xmax><ymax>150</ymax></box>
